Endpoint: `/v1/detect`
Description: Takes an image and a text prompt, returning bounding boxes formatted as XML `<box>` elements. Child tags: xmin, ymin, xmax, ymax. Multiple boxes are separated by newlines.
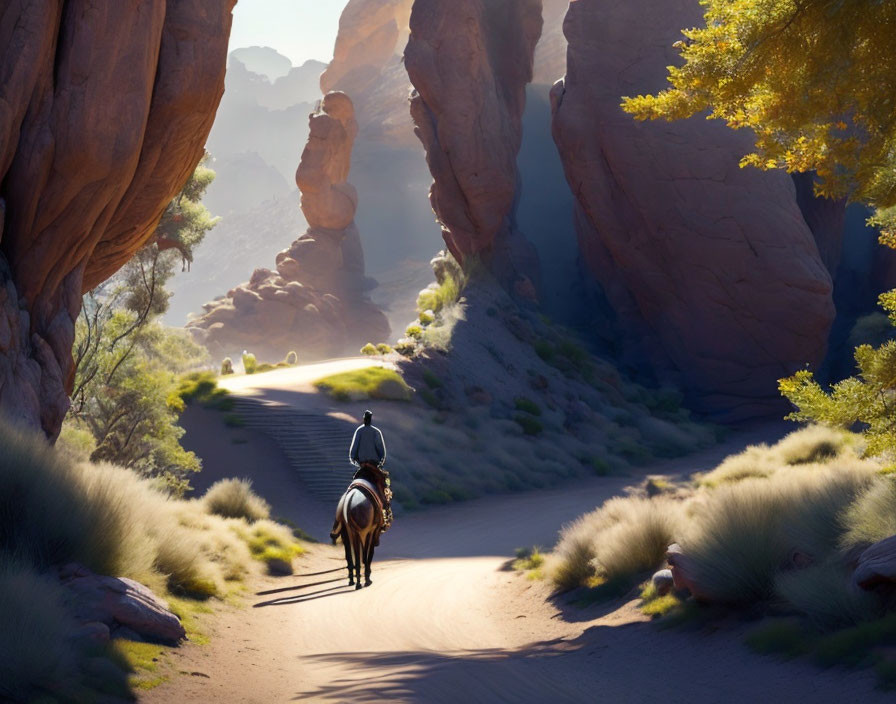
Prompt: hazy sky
<box><xmin>229</xmin><ymin>0</ymin><xmax>350</xmax><ymax>66</ymax></box>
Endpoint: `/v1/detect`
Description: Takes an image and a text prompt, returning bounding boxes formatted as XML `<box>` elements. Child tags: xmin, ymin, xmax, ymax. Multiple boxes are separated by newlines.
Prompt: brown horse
<box><xmin>339</xmin><ymin>486</ymin><xmax>381</xmax><ymax>589</ymax></box>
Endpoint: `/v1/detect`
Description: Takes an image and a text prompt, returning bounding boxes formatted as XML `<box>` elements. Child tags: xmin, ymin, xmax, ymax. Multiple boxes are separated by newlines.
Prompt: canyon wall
<box><xmin>405</xmin><ymin>0</ymin><xmax>543</xmax><ymax>296</ymax></box>
<box><xmin>0</xmin><ymin>0</ymin><xmax>233</xmax><ymax>436</ymax></box>
<box><xmin>551</xmin><ymin>0</ymin><xmax>835</xmax><ymax>419</ymax></box>
<box><xmin>188</xmin><ymin>93</ymin><xmax>390</xmax><ymax>362</ymax></box>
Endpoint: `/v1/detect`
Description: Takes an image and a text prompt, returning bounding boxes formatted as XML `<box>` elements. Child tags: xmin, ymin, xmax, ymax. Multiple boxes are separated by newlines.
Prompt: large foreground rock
<box><xmin>854</xmin><ymin>535</ymin><xmax>896</xmax><ymax>591</ymax></box>
<box><xmin>189</xmin><ymin>93</ymin><xmax>389</xmax><ymax>361</ymax></box>
<box><xmin>58</xmin><ymin>563</ymin><xmax>186</xmax><ymax>644</ymax></box>
<box><xmin>551</xmin><ymin>0</ymin><xmax>835</xmax><ymax>420</ymax></box>
<box><xmin>0</xmin><ymin>1</ymin><xmax>233</xmax><ymax>437</ymax></box>
<box><xmin>405</xmin><ymin>0</ymin><xmax>543</xmax><ymax>292</ymax></box>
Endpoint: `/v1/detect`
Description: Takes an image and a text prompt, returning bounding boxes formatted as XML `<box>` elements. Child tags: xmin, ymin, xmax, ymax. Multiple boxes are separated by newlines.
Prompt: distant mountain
<box><xmin>229</xmin><ymin>46</ymin><xmax>293</xmax><ymax>81</ymax></box>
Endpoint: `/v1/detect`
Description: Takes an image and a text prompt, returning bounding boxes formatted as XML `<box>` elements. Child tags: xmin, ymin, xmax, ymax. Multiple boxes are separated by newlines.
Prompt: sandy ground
<box><xmin>150</xmin><ymin>400</ymin><xmax>889</xmax><ymax>703</ymax></box>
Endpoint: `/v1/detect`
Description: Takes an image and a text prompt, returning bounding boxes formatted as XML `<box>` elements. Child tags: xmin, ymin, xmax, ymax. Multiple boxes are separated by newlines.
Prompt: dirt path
<box><xmin>145</xmin><ymin>424</ymin><xmax>888</xmax><ymax>703</ymax></box>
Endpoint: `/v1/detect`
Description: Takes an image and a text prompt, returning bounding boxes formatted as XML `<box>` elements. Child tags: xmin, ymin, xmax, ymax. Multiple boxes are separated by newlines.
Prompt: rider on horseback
<box><xmin>330</xmin><ymin>410</ymin><xmax>393</xmax><ymax>545</ymax></box>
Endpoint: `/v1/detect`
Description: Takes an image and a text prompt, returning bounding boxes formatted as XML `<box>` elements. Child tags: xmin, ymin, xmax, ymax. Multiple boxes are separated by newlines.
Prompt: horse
<box><xmin>339</xmin><ymin>486</ymin><xmax>382</xmax><ymax>589</ymax></box>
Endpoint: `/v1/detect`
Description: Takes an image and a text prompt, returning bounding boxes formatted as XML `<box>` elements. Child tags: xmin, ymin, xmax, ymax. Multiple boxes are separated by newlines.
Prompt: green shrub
<box><xmin>840</xmin><ymin>477</ymin><xmax>896</xmax><ymax>548</ymax></box>
<box><xmin>419</xmin><ymin>309</ymin><xmax>435</xmax><ymax>325</ymax></box>
<box><xmin>242</xmin><ymin>351</ymin><xmax>258</xmax><ymax>374</ymax></box>
<box><xmin>416</xmin><ymin>272</ymin><xmax>462</xmax><ymax>315</ymax></box>
<box><xmin>221</xmin><ymin>357</ymin><xmax>234</xmax><ymax>375</ymax></box>
<box><xmin>423</xmin><ymin>369</ymin><xmax>443</xmax><ymax>389</ymax></box>
<box><xmin>405</xmin><ymin>323</ymin><xmax>424</xmax><ymax>340</ymax></box>
<box><xmin>232</xmin><ymin>520</ymin><xmax>304</xmax><ymax>575</ymax></box>
<box><xmin>514</xmin><ymin>415</ymin><xmax>543</xmax><ymax>436</ymax></box>
<box><xmin>203</xmin><ymin>478</ymin><xmax>270</xmax><ymax>522</ymax></box>
<box><xmin>256</xmin><ymin>362</ymin><xmax>275</xmax><ymax>373</ymax></box>
<box><xmin>284</xmin><ymin>350</ymin><xmax>298</xmax><ymax>365</ymax></box>
<box><xmin>513</xmin><ymin>547</ymin><xmax>545</xmax><ymax>571</ymax></box>
<box><xmin>376</xmin><ymin>343</ymin><xmax>393</xmax><ymax>355</ymax></box>
<box><xmin>314</xmin><ymin>367</ymin><xmax>412</xmax><ymax>402</ymax></box>
<box><xmin>361</xmin><ymin>343</ymin><xmax>378</xmax><ymax>356</ymax></box>
<box><xmin>514</xmin><ymin>397</ymin><xmax>541</xmax><ymax>416</ymax></box>
<box><xmin>177</xmin><ymin>371</ymin><xmax>232</xmax><ymax>410</ymax></box>
<box><xmin>394</xmin><ymin>338</ymin><xmax>417</xmax><ymax>357</ymax></box>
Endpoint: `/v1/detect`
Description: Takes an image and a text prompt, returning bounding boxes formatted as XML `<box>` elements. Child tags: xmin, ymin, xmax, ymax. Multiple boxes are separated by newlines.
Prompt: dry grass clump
<box><xmin>203</xmin><ymin>478</ymin><xmax>271</xmax><ymax>522</ymax></box>
<box><xmin>0</xmin><ymin>421</ymin><xmax>305</xmax><ymax>697</ymax></box>
<box><xmin>696</xmin><ymin>425</ymin><xmax>861</xmax><ymax>488</ymax></box>
<box><xmin>840</xmin><ymin>477</ymin><xmax>896</xmax><ymax>548</ymax></box>
<box><xmin>0</xmin><ymin>563</ymin><xmax>83</xmax><ymax>702</ymax></box>
<box><xmin>551</xmin><ymin>496</ymin><xmax>684</xmax><ymax>592</ymax></box>
<box><xmin>231</xmin><ymin>520</ymin><xmax>305</xmax><ymax>574</ymax></box>
<box><xmin>681</xmin><ymin>465</ymin><xmax>877</xmax><ymax>603</ymax></box>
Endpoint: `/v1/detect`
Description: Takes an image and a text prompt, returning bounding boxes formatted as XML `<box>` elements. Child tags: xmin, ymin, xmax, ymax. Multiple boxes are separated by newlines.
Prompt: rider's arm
<box><xmin>376</xmin><ymin>428</ymin><xmax>386</xmax><ymax>465</ymax></box>
<box><xmin>349</xmin><ymin>427</ymin><xmax>360</xmax><ymax>465</ymax></box>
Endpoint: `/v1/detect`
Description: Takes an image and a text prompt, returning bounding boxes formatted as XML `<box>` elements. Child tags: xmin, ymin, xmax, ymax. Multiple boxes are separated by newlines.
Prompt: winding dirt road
<box><xmin>145</xmin><ymin>418</ymin><xmax>889</xmax><ymax>703</ymax></box>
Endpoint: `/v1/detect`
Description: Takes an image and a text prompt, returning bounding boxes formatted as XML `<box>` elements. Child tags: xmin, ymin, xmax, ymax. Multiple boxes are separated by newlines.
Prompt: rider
<box><xmin>330</xmin><ymin>410</ymin><xmax>393</xmax><ymax>544</ymax></box>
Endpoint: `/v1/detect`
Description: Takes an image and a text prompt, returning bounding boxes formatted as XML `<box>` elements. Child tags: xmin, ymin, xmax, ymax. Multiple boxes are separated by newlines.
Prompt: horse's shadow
<box><xmin>253</xmin><ymin>568</ymin><xmax>354</xmax><ymax>607</ymax></box>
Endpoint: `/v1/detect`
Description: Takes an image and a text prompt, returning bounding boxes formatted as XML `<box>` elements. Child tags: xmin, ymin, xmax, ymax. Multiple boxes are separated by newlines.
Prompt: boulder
<box><xmin>651</xmin><ymin>569</ymin><xmax>674</xmax><ymax>597</ymax></box>
<box><xmin>666</xmin><ymin>543</ymin><xmax>712</xmax><ymax>602</ymax></box>
<box><xmin>551</xmin><ymin>0</ymin><xmax>836</xmax><ymax>420</ymax></box>
<box><xmin>854</xmin><ymin>535</ymin><xmax>896</xmax><ymax>591</ymax></box>
<box><xmin>58</xmin><ymin>563</ymin><xmax>186</xmax><ymax>645</ymax></box>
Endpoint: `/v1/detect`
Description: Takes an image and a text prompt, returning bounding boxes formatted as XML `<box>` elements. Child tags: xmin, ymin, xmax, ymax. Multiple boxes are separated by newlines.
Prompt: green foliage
<box><xmin>242</xmin><ymin>351</ymin><xmax>258</xmax><ymax>375</ymax></box>
<box><xmin>779</xmin><ymin>340</ymin><xmax>896</xmax><ymax>461</ymax></box>
<box><xmin>376</xmin><ymin>343</ymin><xmax>393</xmax><ymax>355</ymax></box>
<box><xmin>419</xmin><ymin>309</ymin><xmax>435</xmax><ymax>325</ymax></box>
<box><xmin>422</xmin><ymin>369</ymin><xmax>443</xmax><ymax>389</ymax></box>
<box><xmin>394</xmin><ymin>338</ymin><xmax>417</xmax><ymax>357</ymax></box>
<box><xmin>256</xmin><ymin>362</ymin><xmax>275</xmax><ymax>373</ymax></box>
<box><xmin>221</xmin><ymin>357</ymin><xmax>234</xmax><ymax>375</ymax></box>
<box><xmin>177</xmin><ymin>371</ymin><xmax>232</xmax><ymax>411</ymax></box>
<box><xmin>513</xmin><ymin>547</ymin><xmax>545</xmax><ymax>572</ymax></box>
<box><xmin>621</xmin><ymin>0</ymin><xmax>896</xmax><ymax>224</ymax></box>
<box><xmin>514</xmin><ymin>397</ymin><xmax>542</xmax><ymax>416</ymax></box>
<box><xmin>314</xmin><ymin>367</ymin><xmax>412</xmax><ymax>402</ymax></box>
<box><xmin>361</xmin><ymin>343</ymin><xmax>378</xmax><ymax>356</ymax></box>
<box><xmin>416</xmin><ymin>264</ymin><xmax>464</xmax><ymax>315</ymax></box>
<box><xmin>67</xmin><ymin>162</ymin><xmax>218</xmax><ymax>494</ymax></box>
<box><xmin>232</xmin><ymin>520</ymin><xmax>304</xmax><ymax>575</ymax></box>
<box><xmin>639</xmin><ymin>582</ymin><xmax>683</xmax><ymax>618</ymax></box>
<box><xmin>203</xmin><ymin>478</ymin><xmax>271</xmax><ymax>522</ymax></box>
<box><xmin>405</xmin><ymin>323</ymin><xmax>424</xmax><ymax>340</ymax></box>
<box><xmin>514</xmin><ymin>415</ymin><xmax>543</xmax><ymax>436</ymax></box>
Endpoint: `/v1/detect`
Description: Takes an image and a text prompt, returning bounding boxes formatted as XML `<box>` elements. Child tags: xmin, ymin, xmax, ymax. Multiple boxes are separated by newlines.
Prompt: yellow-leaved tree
<box><xmin>622</xmin><ymin>0</ymin><xmax>896</xmax><ymax>461</ymax></box>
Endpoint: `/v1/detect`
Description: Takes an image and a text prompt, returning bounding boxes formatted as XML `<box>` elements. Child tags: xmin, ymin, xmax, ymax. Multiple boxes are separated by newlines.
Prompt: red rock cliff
<box><xmin>551</xmin><ymin>0</ymin><xmax>835</xmax><ymax>420</ymax></box>
<box><xmin>404</xmin><ymin>0</ymin><xmax>543</xmax><ymax>290</ymax></box>
<box><xmin>0</xmin><ymin>1</ymin><xmax>234</xmax><ymax>437</ymax></box>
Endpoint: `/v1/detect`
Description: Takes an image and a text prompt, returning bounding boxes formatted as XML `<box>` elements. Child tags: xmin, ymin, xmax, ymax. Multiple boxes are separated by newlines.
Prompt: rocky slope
<box><xmin>550</xmin><ymin>0</ymin><xmax>836</xmax><ymax>420</ymax></box>
<box><xmin>188</xmin><ymin>93</ymin><xmax>389</xmax><ymax>362</ymax></box>
<box><xmin>0</xmin><ymin>0</ymin><xmax>233</xmax><ymax>437</ymax></box>
<box><xmin>405</xmin><ymin>0</ymin><xmax>544</xmax><ymax>295</ymax></box>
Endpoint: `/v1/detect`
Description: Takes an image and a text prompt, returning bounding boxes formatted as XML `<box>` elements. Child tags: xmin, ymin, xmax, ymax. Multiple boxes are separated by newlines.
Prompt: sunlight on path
<box><xmin>218</xmin><ymin>357</ymin><xmax>394</xmax><ymax>396</ymax></box>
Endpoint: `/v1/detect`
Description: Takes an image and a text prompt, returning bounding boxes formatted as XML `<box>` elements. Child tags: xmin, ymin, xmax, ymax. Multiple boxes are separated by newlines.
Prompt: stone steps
<box><xmin>232</xmin><ymin>397</ymin><xmax>354</xmax><ymax>503</ymax></box>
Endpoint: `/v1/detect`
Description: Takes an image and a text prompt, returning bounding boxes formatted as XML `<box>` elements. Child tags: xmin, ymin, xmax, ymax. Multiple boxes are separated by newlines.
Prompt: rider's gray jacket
<box><xmin>350</xmin><ymin>424</ymin><xmax>386</xmax><ymax>465</ymax></box>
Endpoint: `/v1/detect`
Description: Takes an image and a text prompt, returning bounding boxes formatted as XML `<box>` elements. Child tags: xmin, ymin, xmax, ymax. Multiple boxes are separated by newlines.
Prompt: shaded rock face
<box><xmin>0</xmin><ymin>0</ymin><xmax>233</xmax><ymax>437</ymax></box>
<box><xmin>189</xmin><ymin>93</ymin><xmax>390</xmax><ymax>362</ymax></box>
<box><xmin>405</xmin><ymin>0</ymin><xmax>544</xmax><ymax>292</ymax></box>
<box><xmin>551</xmin><ymin>0</ymin><xmax>835</xmax><ymax>420</ymax></box>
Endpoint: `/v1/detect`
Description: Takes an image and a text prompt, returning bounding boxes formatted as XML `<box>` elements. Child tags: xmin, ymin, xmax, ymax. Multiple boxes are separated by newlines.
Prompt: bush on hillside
<box><xmin>204</xmin><ymin>478</ymin><xmax>271</xmax><ymax>522</ymax></box>
<box><xmin>361</xmin><ymin>343</ymin><xmax>378</xmax><ymax>356</ymax></box>
<box><xmin>285</xmin><ymin>350</ymin><xmax>298</xmax><ymax>365</ymax></box>
<box><xmin>314</xmin><ymin>367</ymin><xmax>411</xmax><ymax>402</ymax></box>
<box><xmin>242</xmin><ymin>351</ymin><xmax>258</xmax><ymax>374</ymax></box>
<box><xmin>221</xmin><ymin>357</ymin><xmax>234</xmax><ymax>375</ymax></box>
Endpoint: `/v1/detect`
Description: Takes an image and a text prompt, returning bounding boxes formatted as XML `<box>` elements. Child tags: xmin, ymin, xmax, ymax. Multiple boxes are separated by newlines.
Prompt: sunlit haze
<box><xmin>228</xmin><ymin>0</ymin><xmax>349</xmax><ymax>66</ymax></box>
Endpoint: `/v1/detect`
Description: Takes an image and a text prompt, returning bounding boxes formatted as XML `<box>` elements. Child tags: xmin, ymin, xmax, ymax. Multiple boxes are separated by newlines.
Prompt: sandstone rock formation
<box><xmin>533</xmin><ymin>0</ymin><xmax>568</xmax><ymax>85</ymax></box>
<box><xmin>188</xmin><ymin>92</ymin><xmax>390</xmax><ymax>361</ymax></box>
<box><xmin>0</xmin><ymin>1</ymin><xmax>233</xmax><ymax>437</ymax></box>
<box><xmin>321</xmin><ymin>0</ymin><xmax>416</xmax><ymax>148</ymax></box>
<box><xmin>405</xmin><ymin>0</ymin><xmax>543</xmax><ymax>292</ymax></box>
<box><xmin>551</xmin><ymin>0</ymin><xmax>836</xmax><ymax>419</ymax></box>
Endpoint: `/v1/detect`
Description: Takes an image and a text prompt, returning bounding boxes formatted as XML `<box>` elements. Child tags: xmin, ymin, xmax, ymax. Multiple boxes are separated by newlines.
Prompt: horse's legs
<box><xmin>351</xmin><ymin>529</ymin><xmax>363</xmax><ymax>590</ymax></box>
<box><xmin>362</xmin><ymin>531</ymin><xmax>374</xmax><ymax>587</ymax></box>
<box><xmin>342</xmin><ymin>527</ymin><xmax>354</xmax><ymax>586</ymax></box>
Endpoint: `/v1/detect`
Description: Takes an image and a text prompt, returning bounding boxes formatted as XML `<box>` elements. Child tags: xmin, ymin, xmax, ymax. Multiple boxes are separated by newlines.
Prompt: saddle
<box><xmin>351</xmin><ymin>462</ymin><xmax>389</xmax><ymax>528</ymax></box>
